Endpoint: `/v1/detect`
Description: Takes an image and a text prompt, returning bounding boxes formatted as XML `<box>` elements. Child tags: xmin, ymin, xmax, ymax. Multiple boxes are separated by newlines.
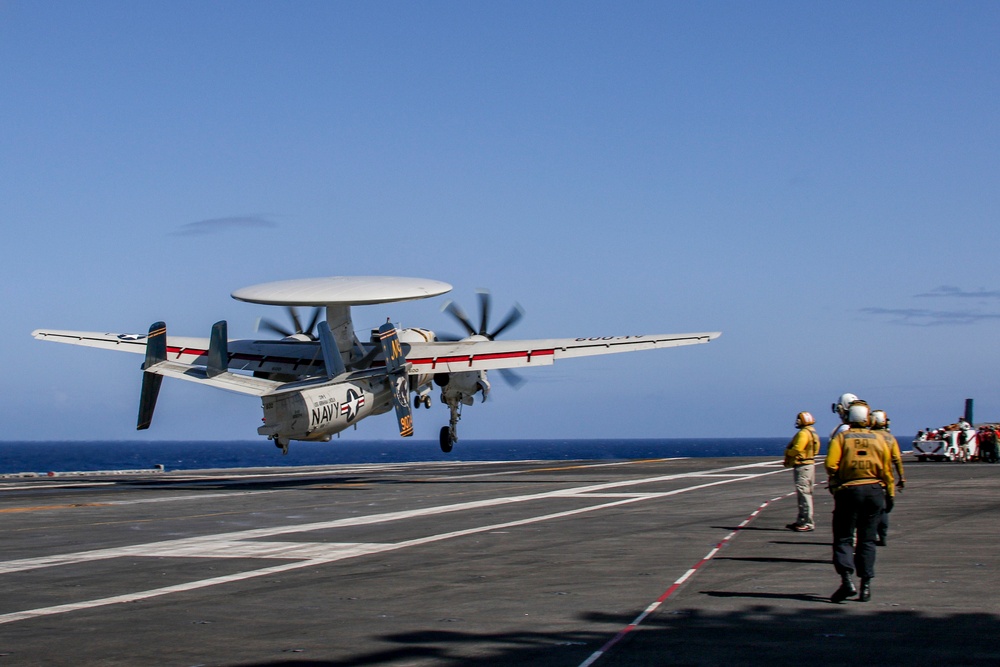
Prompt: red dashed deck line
<box><xmin>578</xmin><ymin>491</ymin><xmax>795</xmax><ymax>667</ymax></box>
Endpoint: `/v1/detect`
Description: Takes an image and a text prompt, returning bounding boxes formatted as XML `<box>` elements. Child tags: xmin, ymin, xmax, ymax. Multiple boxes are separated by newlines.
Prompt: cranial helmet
<box><xmin>832</xmin><ymin>393</ymin><xmax>859</xmax><ymax>417</ymax></box>
<box><xmin>847</xmin><ymin>402</ymin><xmax>871</xmax><ymax>427</ymax></box>
<box><xmin>796</xmin><ymin>411</ymin><xmax>815</xmax><ymax>428</ymax></box>
<box><xmin>870</xmin><ymin>410</ymin><xmax>888</xmax><ymax>429</ymax></box>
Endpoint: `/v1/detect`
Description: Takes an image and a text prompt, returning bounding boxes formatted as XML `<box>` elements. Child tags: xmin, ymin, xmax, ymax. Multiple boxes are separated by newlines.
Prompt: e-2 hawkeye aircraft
<box><xmin>32</xmin><ymin>276</ymin><xmax>721</xmax><ymax>453</ymax></box>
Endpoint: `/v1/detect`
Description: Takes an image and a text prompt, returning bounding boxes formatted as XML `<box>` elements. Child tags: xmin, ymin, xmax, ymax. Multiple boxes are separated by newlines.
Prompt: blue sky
<box><xmin>4</xmin><ymin>1</ymin><xmax>999</xmax><ymax>443</ymax></box>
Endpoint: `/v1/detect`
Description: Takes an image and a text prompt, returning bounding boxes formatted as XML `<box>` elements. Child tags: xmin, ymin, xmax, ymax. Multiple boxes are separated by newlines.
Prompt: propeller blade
<box><xmin>498</xmin><ymin>368</ymin><xmax>526</xmax><ymax>390</ymax></box>
<box><xmin>287</xmin><ymin>307</ymin><xmax>305</xmax><ymax>335</ymax></box>
<box><xmin>304</xmin><ymin>307</ymin><xmax>323</xmax><ymax>337</ymax></box>
<box><xmin>443</xmin><ymin>300</ymin><xmax>477</xmax><ymax>337</ymax></box>
<box><xmin>476</xmin><ymin>290</ymin><xmax>491</xmax><ymax>337</ymax></box>
<box><xmin>258</xmin><ymin>319</ymin><xmax>294</xmax><ymax>338</ymax></box>
<box><xmin>489</xmin><ymin>303</ymin><xmax>524</xmax><ymax>340</ymax></box>
<box><xmin>257</xmin><ymin>306</ymin><xmax>325</xmax><ymax>340</ymax></box>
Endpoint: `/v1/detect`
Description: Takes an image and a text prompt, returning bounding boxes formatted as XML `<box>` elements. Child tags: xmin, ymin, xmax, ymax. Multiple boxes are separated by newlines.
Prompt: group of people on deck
<box><xmin>783</xmin><ymin>393</ymin><xmax>905</xmax><ymax>603</ymax></box>
<box><xmin>914</xmin><ymin>421</ymin><xmax>1000</xmax><ymax>462</ymax></box>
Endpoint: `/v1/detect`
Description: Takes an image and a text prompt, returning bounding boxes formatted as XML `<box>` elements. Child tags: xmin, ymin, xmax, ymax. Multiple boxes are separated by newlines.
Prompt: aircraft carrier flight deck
<box><xmin>1</xmin><ymin>456</ymin><xmax>998</xmax><ymax>666</ymax></box>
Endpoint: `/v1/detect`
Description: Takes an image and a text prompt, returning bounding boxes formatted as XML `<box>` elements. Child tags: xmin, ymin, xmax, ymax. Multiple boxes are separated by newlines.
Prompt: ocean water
<box><xmin>0</xmin><ymin>438</ymin><xmax>791</xmax><ymax>475</ymax></box>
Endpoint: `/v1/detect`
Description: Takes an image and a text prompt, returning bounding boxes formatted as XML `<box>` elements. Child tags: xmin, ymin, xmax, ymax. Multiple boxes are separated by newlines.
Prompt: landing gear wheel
<box><xmin>439</xmin><ymin>426</ymin><xmax>455</xmax><ymax>453</ymax></box>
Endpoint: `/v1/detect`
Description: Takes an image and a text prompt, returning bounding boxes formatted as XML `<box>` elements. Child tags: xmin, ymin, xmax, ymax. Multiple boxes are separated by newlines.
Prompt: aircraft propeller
<box><xmin>441</xmin><ymin>290</ymin><xmax>524</xmax><ymax>341</ymax></box>
<box><xmin>257</xmin><ymin>306</ymin><xmax>323</xmax><ymax>341</ymax></box>
<box><xmin>440</xmin><ymin>290</ymin><xmax>526</xmax><ymax>389</ymax></box>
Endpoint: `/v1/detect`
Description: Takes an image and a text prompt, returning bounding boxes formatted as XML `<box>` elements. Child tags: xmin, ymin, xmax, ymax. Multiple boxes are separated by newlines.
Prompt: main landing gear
<box><xmin>439</xmin><ymin>427</ymin><xmax>455</xmax><ymax>453</ymax></box>
<box><xmin>439</xmin><ymin>398</ymin><xmax>461</xmax><ymax>453</ymax></box>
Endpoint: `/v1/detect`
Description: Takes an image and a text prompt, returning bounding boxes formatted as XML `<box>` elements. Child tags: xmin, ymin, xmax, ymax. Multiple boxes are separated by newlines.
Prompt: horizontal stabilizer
<box><xmin>143</xmin><ymin>360</ymin><xmax>282</xmax><ymax>396</ymax></box>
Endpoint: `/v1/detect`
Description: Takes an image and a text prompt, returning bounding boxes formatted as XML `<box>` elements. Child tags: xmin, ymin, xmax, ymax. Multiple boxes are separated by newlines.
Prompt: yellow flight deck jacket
<box><xmin>874</xmin><ymin>429</ymin><xmax>906</xmax><ymax>484</ymax></box>
<box><xmin>825</xmin><ymin>427</ymin><xmax>895</xmax><ymax>497</ymax></box>
<box><xmin>783</xmin><ymin>426</ymin><xmax>820</xmax><ymax>467</ymax></box>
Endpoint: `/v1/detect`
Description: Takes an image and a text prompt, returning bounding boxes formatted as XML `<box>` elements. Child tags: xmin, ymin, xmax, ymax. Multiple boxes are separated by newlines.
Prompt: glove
<box><xmin>898</xmin><ymin>479</ymin><xmax>906</xmax><ymax>490</ymax></box>
<box><xmin>885</xmin><ymin>496</ymin><xmax>895</xmax><ymax>513</ymax></box>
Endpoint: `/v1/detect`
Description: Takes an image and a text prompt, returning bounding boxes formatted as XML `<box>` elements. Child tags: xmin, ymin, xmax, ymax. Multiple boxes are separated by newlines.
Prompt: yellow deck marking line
<box><xmin>0</xmin><ymin>503</ymin><xmax>110</xmax><ymax>513</ymax></box>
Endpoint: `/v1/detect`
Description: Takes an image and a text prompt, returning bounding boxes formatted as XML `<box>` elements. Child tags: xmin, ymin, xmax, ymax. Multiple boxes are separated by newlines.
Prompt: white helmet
<box><xmin>832</xmin><ymin>393</ymin><xmax>859</xmax><ymax>418</ymax></box>
<box><xmin>847</xmin><ymin>402</ymin><xmax>870</xmax><ymax>427</ymax></box>
<box><xmin>796</xmin><ymin>411</ymin><xmax>815</xmax><ymax>428</ymax></box>
<box><xmin>871</xmin><ymin>410</ymin><xmax>887</xmax><ymax>429</ymax></box>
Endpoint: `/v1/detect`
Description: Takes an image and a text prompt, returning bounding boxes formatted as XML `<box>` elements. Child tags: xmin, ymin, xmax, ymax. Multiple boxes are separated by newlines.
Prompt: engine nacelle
<box><xmin>258</xmin><ymin>377</ymin><xmax>392</xmax><ymax>443</ymax></box>
<box><xmin>440</xmin><ymin>370</ymin><xmax>491</xmax><ymax>406</ymax></box>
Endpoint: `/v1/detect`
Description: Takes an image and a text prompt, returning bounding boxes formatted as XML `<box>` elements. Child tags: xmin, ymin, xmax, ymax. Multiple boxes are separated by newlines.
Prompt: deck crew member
<box><xmin>830</xmin><ymin>392</ymin><xmax>859</xmax><ymax>438</ymax></box>
<box><xmin>825</xmin><ymin>401</ymin><xmax>895</xmax><ymax>603</ymax></box>
<box><xmin>871</xmin><ymin>409</ymin><xmax>906</xmax><ymax>546</ymax></box>
<box><xmin>784</xmin><ymin>411</ymin><xmax>821</xmax><ymax>532</ymax></box>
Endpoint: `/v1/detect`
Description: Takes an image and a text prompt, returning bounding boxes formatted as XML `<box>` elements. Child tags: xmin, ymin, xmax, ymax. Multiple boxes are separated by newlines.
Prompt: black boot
<box><xmin>831</xmin><ymin>573</ymin><xmax>857</xmax><ymax>603</ymax></box>
<box><xmin>859</xmin><ymin>578</ymin><xmax>871</xmax><ymax>602</ymax></box>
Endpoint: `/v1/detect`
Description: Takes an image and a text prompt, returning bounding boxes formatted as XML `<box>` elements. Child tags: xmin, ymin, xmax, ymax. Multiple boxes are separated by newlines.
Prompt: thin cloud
<box><xmin>172</xmin><ymin>216</ymin><xmax>278</xmax><ymax>237</ymax></box>
<box><xmin>916</xmin><ymin>285</ymin><xmax>1000</xmax><ymax>299</ymax></box>
<box><xmin>861</xmin><ymin>306</ymin><xmax>1000</xmax><ymax>326</ymax></box>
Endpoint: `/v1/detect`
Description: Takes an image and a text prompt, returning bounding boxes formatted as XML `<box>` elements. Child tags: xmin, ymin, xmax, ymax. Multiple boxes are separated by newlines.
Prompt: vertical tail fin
<box><xmin>206</xmin><ymin>320</ymin><xmax>229</xmax><ymax>379</ymax></box>
<box><xmin>137</xmin><ymin>321</ymin><xmax>167</xmax><ymax>430</ymax></box>
<box><xmin>378</xmin><ymin>322</ymin><xmax>413</xmax><ymax>437</ymax></box>
<box><xmin>317</xmin><ymin>321</ymin><xmax>347</xmax><ymax>378</ymax></box>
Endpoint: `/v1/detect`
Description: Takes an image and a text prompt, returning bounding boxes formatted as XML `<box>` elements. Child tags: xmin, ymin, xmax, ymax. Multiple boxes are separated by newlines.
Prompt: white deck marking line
<box><xmin>0</xmin><ymin>462</ymin><xmax>785</xmax><ymax>575</ymax></box>
<box><xmin>0</xmin><ymin>463</ymin><xmax>788</xmax><ymax>625</ymax></box>
<box><xmin>68</xmin><ymin>460</ymin><xmax>547</xmax><ymax>487</ymax></box>
<box><xmin>100</xmin><ymin>491</ymin><xmax>279</xmax><ymax>505</ymax></box>
<box><xmin>565</xmin><ymin>493</ymin><xmax>664</xmax><ymax>499</ymax></box>
<box><xmin>686</xmin><ymin>473</ymin><xmax>763</xmax><ymax>478</ymax></box>
<box><xmin>426</xmin><ymin>458</ymin><xmax>688</xmax><ymax>481</ymax></box>
<box><xmin>578</xmin><ymin>491</ymin><xmax>795</xmax><ymax>667</ymax></box>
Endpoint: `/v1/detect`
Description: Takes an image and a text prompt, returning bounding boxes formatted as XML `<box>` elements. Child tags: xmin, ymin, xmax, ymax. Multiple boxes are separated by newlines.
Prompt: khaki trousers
<box><xmin>793</xmin><ymin>464</ymin><xmax>815</xmax><ymax>527</ymax></box>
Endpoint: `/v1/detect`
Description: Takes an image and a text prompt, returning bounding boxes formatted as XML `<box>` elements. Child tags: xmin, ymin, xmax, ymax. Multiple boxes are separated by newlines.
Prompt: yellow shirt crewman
<box><xmin>825</xmin><ymin>402</ymin><xmax>894</xmax><ymax>603</ymax></box>
<box><xmin>784</xmin><ymin>411</ymin><xmax>821</xmax><ymax>531</ymax></box>
<box><xmin>871</xmin><ymin>409</ymin><xmax>905</xmax><ymax>545</ymax></box>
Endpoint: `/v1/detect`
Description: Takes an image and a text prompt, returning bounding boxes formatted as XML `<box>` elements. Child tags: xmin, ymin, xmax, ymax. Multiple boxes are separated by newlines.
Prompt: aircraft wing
<box><xmin>31</xmin><ymin>329</ymin><xmax>206</xmax><ymax>356</ymax></box>
<box><xmin>33</xmin><ymin>328</ymin><xmax>721</xmax><ymax>378</ymax></box>
<box><xmin>403</xmin><ymin>332</ymin><xmax>721</xmax><ymax>374</ymax></box>
<box><xmin>32</xmin><ymin>329</ymin><xmax>326</xmax><ymax>377</ymax></box>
